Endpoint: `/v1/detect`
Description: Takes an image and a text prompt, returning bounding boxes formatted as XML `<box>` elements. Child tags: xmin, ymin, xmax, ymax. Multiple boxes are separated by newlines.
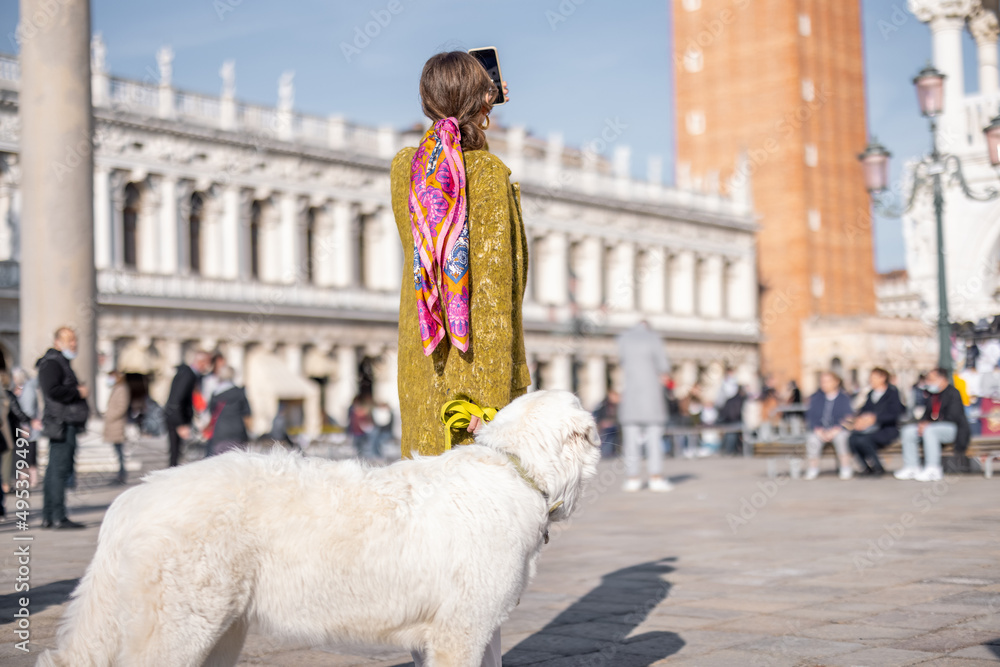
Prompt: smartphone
<box><xmin>468</xmin><ymin>46</ymin><xmax>506</xmax><ymax>105</ymax></box>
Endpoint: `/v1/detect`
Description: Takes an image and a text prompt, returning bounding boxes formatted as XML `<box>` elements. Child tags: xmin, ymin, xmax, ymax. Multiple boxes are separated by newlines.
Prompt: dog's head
<box><xmin>477</xmin><ymin>390</ymin><xmax>600</xmax><ymax>521</ymax></box>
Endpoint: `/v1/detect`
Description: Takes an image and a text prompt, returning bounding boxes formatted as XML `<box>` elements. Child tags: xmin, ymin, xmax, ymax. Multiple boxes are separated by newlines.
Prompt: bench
<box><xmin>752</xmin><ymin>433</ymin><xmax>1000</xmax><ymax>478</ymax></box>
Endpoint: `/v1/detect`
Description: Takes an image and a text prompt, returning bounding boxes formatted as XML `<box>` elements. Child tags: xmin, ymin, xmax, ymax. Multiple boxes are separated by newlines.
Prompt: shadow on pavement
<box><xmin>502</xmin><ymin>557</ymin><xmax>683</xmax><ymax>666</ymax></box>
<box><xmin>391</xmin><ymin>558</ymin><xmax>682</xmax><ymax>667</ymax></box>
<box><xmin>989</xmin><ymin>641</ymin><xmax>1000</xmax><ymax>658</ymax></box>
<box><xmin>0</xmin><ymin>578</ymin><xmax>79</xmax><ymax>626</ymax></box>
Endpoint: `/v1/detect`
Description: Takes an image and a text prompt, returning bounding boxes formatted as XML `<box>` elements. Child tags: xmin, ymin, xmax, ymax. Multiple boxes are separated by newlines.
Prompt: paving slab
<box><xmin>1</xmin><ymin>444</ymin><xmax>998</xmax><ymax>665</ymax></box>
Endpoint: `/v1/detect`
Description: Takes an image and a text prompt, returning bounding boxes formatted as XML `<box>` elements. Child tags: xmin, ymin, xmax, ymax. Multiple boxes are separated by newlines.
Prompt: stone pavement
<box><xmin>1</xmin><ymin>438</ymin><xmax>998</xmax><ymax>666</ymax></box>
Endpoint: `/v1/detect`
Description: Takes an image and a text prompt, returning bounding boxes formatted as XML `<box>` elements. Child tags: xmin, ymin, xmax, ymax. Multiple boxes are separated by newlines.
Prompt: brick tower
<box><xmin>673</xmin><ymin>0</ymin><xmax>876</xmax><ymax>386</ymax></box>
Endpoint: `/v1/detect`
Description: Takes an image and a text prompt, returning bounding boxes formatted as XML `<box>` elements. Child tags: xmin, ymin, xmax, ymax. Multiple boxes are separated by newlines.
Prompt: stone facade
<box><xmin>0</xmin><ymin>43</ymin><xmax>759</xmax><ymax>436</ymax></box>
<box><xmin>892</xmin><ymin>0</ymin><xmax>1000</xmax><ymax>327</ymax></box>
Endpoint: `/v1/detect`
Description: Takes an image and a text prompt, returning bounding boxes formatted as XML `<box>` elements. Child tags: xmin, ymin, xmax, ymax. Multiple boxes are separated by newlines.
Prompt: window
<box><xmin>683</xmin><ymin>47</ymin><xmax>703</xmax><ymax>73</ymax></box>
<box><xmin>808</xmin><ymin>209</ymin><xmax>821</xmax><ymax>231</ymax></box>
<box><xmin>685</xmin><ymin>110</ymin><xmax>706</xmax><ymax>136</ymax></box>
<box><xmin>189</xmin><ymin>192</ymin><xmax>203</xmax><ymax>274</ymax></box>
<box><xmin>682</xmin><ymin>0</ymin><xmax>701</xmax><ymax>10</ymax></box>
<box><xmin>305</xmin><ymin>207</ymin><xmax>317</xmax><ymax>284</ymax></box>
<box><xmin>799</xmin><ymin>14</ymin><xmax>811</xmax><ymax>36</ymax></box>
<box><xmin>805</xmin><ymin>144</ymin><xmax>818</xmax><ymax>167</ymax></box>
<box><xmin>801</xmin><ymin>79</ymin><xmax>814</xmax><ymax>102</ymax></box>
<box><xmin>250</xmin><ymin>201</ymin><xmax>261</xmax><ymax>280</ymax></box>
<box><xmin>122</xmin><ymin>183</ymin><xmax>140</xmax><ymax>269</ymax></box>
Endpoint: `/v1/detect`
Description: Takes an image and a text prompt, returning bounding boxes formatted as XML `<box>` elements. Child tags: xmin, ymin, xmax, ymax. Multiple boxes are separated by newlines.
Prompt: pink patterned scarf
<box><xmin>409</xmin><ymin>117</ymin><xmax>471</xmax><ymax>355</ymax></box>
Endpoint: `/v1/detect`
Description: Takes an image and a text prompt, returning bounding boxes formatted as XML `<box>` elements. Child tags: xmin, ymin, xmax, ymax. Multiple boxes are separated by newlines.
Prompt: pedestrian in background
<box><xmin>617</xmin><ymin>321</ymin><xmax>672</xmax><ymax>493</ymax></box>
<box><xmin>37</xmin><ymin>327</ymin><xmax>89</xmax><ymax>529</ymax></box>
<box><xmin>11</xmin><ymin>368</ymin><xmax>41</xmax><ymax>488</ymax></box>
<box><xmin>592</xmin><ymin>389</ymin><xmax>620</xmax><ymax>459</ymax></box>
<box><xmin>164</xmin><ymin>349</ymin><xmax>211</xmax><ymax>467</ymax></box>
<box><xmin>205</xmin><ymin>365</ymin><xmax>252</xmax><ymax>456</ymax></box>
<box><xmin>103</xmin><ymin>370</ymin><xmax>130</xmax><ymax>484</ymax></box>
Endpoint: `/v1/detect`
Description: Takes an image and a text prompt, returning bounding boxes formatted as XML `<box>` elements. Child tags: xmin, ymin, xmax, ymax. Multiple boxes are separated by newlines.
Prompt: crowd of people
<box><xmin>601</xmin><ymin>321</ymin><xmax>990</xmax><ymax>490</ymax></box>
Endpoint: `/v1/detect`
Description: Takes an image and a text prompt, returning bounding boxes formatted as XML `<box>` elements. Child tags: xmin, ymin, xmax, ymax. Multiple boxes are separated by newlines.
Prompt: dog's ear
<box><xmin>546</xmin><ymin>396</ymin><xmax>601</xmax><ymax>522</ymax></box>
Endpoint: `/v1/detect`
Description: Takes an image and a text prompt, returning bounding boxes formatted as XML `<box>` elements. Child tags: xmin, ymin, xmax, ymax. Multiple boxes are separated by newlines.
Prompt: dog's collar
<box><xmin>505</xmin><ymin>453</ymin><xmax>564</xmax><ymax>520</ymax></box>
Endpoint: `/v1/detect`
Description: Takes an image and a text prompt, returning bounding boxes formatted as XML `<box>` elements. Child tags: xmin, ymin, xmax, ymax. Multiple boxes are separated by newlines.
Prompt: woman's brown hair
<box><xmin>419</xmin><ymin>51</ymin><xmax>498</xmax><ymax>152</ymax></box>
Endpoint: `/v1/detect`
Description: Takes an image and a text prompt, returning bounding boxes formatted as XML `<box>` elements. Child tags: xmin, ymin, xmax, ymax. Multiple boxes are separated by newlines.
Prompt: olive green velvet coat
<box><xmin>390</xmin><ymin>147</ymin><xmax>530</xmax><ymax>457</ymax></box>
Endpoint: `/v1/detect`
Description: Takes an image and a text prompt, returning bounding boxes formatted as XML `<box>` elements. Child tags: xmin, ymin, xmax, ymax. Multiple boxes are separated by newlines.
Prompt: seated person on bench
<box><xmin>848</xmin><ymin>367</ymin><xmax>905</xmax><ymax>477</ymax></box>
<box><xmin>894</xmin><ymin>367</ymin><xmax>970</xmax><ymax>482</ymax></box>
<box><xmin>805</xmin><ymin>372</ymin><xmax>854</xmax><ymax>480</ymax></box>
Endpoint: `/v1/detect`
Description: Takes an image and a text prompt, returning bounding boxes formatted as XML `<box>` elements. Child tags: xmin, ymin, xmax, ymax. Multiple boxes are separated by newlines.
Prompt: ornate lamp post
<box><xmin>859</xmin><ymin>65</ymin><xmax>999</xmax><ymax>374</ymax></box>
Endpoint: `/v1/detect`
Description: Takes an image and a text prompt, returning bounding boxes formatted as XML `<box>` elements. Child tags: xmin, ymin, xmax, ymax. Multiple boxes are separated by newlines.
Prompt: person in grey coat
<box><xmin>617</xmin><ymin>321</ymin><xmax>672</xmax><ymax>492</ymax></box>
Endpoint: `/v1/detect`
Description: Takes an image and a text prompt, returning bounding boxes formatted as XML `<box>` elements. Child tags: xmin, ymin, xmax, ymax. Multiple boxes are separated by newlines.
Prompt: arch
<box><xmin>122</xmin><ymin>183</ymin><xmax>141</xmax><ymax>269</ymax></box>
<box><xmin>189</xmin><ymin>192</ymin><xmax>204</xmax><ymax>274</ymax></box>
<box><xmin>249</xmin><ymin>200</ymin><xmax>262</xmax><ymax>280</ymax></box>
<box><xmin>305</xmin><ymin>207</ymin><xmax>317</xmax><ymax>284</ymax></box>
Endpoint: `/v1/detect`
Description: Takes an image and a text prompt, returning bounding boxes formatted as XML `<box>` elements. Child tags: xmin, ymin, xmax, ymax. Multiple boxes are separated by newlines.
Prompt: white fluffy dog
<box><xmin>38</xmin><ymin>390</ymin><xmax>599</xmax><ymax>667</ymax></box>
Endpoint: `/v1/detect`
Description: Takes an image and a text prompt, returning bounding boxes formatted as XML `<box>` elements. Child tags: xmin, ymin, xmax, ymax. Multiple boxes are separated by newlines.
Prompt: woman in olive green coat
<box><xmin>391</xmin><ymin>52</ymin><xmax>529</xmax><ymax>459</ymax></box>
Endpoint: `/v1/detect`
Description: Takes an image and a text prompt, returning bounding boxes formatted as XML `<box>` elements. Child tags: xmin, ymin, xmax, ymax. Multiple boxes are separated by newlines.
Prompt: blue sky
<box><xmin>0</xmin><ymin>1</ymin><xmax>991</xmax><ymax>272</ymax></box>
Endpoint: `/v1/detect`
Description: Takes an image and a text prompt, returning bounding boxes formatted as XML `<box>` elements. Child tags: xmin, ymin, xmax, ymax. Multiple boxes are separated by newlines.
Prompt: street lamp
<box><xmin>859</xmin><ymin>65</ymin><xmax>999</xmax><ymax>375</ymax></box>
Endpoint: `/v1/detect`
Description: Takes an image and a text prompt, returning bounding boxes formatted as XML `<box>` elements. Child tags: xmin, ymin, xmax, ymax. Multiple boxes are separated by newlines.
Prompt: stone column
<box><xmin>699</xmin><ymin>254</ymin><xmax>724</xmax><ymax>318</ymax></box>
<box><xmin>378</xmin><ymin>207</ymin><xmax>401</xmax><ymax>291</ymax></box>
<box><xmin>373</xmin><ymin>348</ymin><xmax>399</xmax><ymax>411</ymax></box>
<box><xmin>312</xmin><ymin>203</ymin><xmax>335</xmax><ymax>287</ymax></box>
<box><xmin>573</xmin><ymin>236</ymin><xmax>603</xmax><ymax>309</ymax></box>
<box><xmin>260</xmin><ymin>196</ymin><xmax>281</xmax><ymax>283</ymax></box>
<box><xmin>159</xmin><ymin>175</ymin><xmax>179</xmax><ymax>275</ymax></box>
<box><xmin>19</xmin><ymin>0</ymin><xmax>96</xmax><ymax>390</ymax></box>
<box><xmin>909</xmin><ymin>0</ymin><xmax>972</xmax><ymax>144</ymax></box>
<box><xmin>219</xmin><ymin>186</ymin><xmax>241</xmax><ymax>279</ymax></box>
<box><xmin>637</xmin><ymin>246</ymin><xmax>666</xmax><ymax>313</ymax></box>
<box><xmin>671</xmin><ymin>250</ymin><xmax>696</xmax><ymax>316</ymax></box>
<box><xmin>333</xmin><ymin>345</ymin><xmax>358</xmax><ymax>424</ymax></box>
<box><xmin>546</xmin><ymin>353</ymin><xmax>573</xmax><ymax>392</ymax></box>
<box><xmin>581</xmin><ymin>355</ymin><xmax>607</xmax><ymax>411</ymax></box>
<box><xmin>727</xmin><ymin>256</ymin><xmax>757</xmax><ymax>320</ymax></box>
<box><xmin>137</xmin><ymin>176</ymin><xmax>160</xmax><ymax>273</ymax></box>
<box><xmin>278</xmin><ymin>192</ymin><xmax>299</xmax><ymax>284</ymax></box>
<box><xmin>970</xmin><ymin>8</ymin><xmax>1000</xmax><ymax>96</ymax></box>
<box><xmin>109</xmin><ymin>170</ymin><xmax>126</xmax><ymax>268</ymax></box>
<box><xmin>537</xmin><ymin>232</ymin><xmax>568</xmax><ymax>306</ymax></box>
<box><xmin>93</xmin><ymin>164</ymin><xmax>112</xmax><ymax>269</ymax></box>
<box><xmin>223</xmin><ymin>341</ymin><xmax>245</xmax><ymax>385</ymax></box>
<box><xmin>605</xmin><ymin>242</ymin><xmax>635</xmax><ymax>311</ymax></box>
<box><xmin>330</xmin><ymin>200</ymin><xmax>354</xmax><ymax>287</ymax></box>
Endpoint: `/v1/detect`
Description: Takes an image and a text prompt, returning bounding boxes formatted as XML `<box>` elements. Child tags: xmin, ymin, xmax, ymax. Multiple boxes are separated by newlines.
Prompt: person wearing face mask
<box><xmin>36</xmin><ymin>327</ymin><xmax>90</xmax><ymax>529</ymax></box>
<box><xmin>894</xmin><ymin>367</ymin><xmax>970</xmax><ymax>482</ymax></box>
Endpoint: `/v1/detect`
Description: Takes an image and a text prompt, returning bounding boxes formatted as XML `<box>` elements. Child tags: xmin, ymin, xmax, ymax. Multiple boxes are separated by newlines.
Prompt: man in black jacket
<box><xmin>164</xmin><ymin>349</ymin><xmax>211</xmax><ymax>467</ymax></box>
<box><xmin>37</xmin><ymin>327</ymin><xmax>89</xmax><ymax>529</ymax></box>
<box><xmin>848</xmin><ymin>368</ymin><xmax>905</xmax><ymax>476</ymax></box>
<box><xmin>895</xmin><ymin>367</ymin><xmax>970</xmax><ymax>482</ymax></box>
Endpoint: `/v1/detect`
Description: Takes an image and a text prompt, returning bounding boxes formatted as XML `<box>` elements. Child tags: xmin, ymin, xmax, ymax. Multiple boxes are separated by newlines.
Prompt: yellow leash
<box><xmin>439</xmin><ymin>399</ymin><xmax>498</xmax><ymax>450</ymax></box>
<box><xmin>439</xmin><ymin>399</ymin><xmax>561</xmax><ymax>543</ymax></box>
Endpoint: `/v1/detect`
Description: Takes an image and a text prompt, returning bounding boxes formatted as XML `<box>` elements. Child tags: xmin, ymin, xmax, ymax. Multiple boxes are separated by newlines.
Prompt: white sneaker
<box><xmin>622</xmin><ymin>478</ymin><xmax>644</xmax><ymax>492</ymax></box>
<box><xmin>804</xmin><ymin>467</ymin><xmax>820</xmax><ymax>481</ymax></box>
<box><xmin>893</xmin><ymin>467</ymin><xmax>920</xmax><ymax>480</ymax></box>
<box><xmin>914</xmin><ymin>466</ymin><xmax>943</xmax><ymax>482</ymax></box>
<box><xmin>839</xmin><ymin>466</ymin><xmax>854</xmax><ymax>480</ymax></box>
<box><xmin>648</xmin><ymin>478</ymin><xmax>673</xmax><ymax>493</ymax></box>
